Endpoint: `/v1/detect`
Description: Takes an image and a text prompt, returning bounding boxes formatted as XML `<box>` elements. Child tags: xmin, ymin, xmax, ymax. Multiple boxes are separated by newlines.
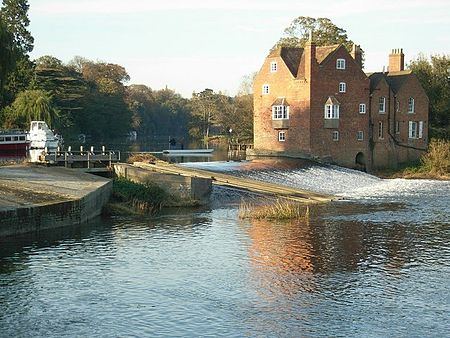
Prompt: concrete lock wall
<box><xmin>114</xmin><ymin>163</ymin><xmax>211</xmax><ymax>204</ymax></box>
<box><xmin>0</xmin><ymin>180</ymin><xmax>112</xmax><ymax>238</ymax></box>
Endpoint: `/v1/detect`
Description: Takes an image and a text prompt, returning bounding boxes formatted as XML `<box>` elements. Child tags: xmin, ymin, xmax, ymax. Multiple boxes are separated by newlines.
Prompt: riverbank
<box><xmin>0</xmin><ymin>164</ymin><xmax>112</xmax><ymax>237</ymax></box>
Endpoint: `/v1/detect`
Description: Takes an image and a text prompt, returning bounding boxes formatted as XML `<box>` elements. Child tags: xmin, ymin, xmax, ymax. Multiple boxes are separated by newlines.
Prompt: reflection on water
<box><xmin>1</xmin><ymin>160</ymin><xmax>449</xmax><ymax>337</ymax></box>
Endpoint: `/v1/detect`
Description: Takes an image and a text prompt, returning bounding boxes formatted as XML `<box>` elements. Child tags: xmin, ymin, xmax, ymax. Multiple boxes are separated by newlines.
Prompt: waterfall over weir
<box><xmin>181</xmin><ymin>158</ymin><xmax>449</xmax><ymax>204</ymax></box>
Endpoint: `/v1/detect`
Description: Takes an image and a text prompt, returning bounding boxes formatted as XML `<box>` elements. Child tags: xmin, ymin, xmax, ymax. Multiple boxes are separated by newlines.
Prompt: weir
<box><xmin>125</xmin><ymin>161</ymin><xmax>335</xmax><ymax>203</ymax></box>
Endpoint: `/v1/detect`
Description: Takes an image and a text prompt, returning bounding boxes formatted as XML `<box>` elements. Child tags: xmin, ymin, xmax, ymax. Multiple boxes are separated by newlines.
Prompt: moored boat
<box><xmin>0</xmin><ymin>129</ymin><xmax>30</xmax><ymax>156</ymax></box>
<box><xmin>28</xmin><ymin>121</ymin><xmax>63</xmax><ymax>149</ymax></box>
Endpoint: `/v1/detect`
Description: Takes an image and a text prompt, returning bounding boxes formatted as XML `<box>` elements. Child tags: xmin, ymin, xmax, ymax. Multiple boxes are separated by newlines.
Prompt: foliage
<box><xmin>409</xmin><ymin>54</ymin><xmax>450</xmax><ymax>139</ymax></box>
<box><xmin>272</xmin><ymin>16</ymin><xmax>363</xmax><ymax>62</ymax></box>
<box><xmin>0</xmin><ymin>0</ymin><xmax>33</xmax><ymax>53</ymax></box>
<box><xmin>0</xmin><ymin>16</ymin><xmax>17</xmax><ymax>106</ymax></box>
<box><xmin>239</xmin><ymin>199</ymin><xmax>310</xmax><ymax>220</ymax></box>
<box><xmin>420</xmin><ymin>139</ymin><xmax>450</xmax><ymax>176</ymax></box>
<box><xmin>6</xmin><ymin>89</ymin><xmax>59</xmax><ymax>128</ymax></box>
<box><xmin>127</xmin><ymin>153</ymin><xmax>158</xmax><ymax>164</ymax></box>
<box><xmin>112</xmin><ymin>177</ymin><xmax>169</xmax><ymax>214</ymax></box>
<box><xmin>190</xmin><ymin>88</ymin><xmax>253</xmax><ymax>142</ymax></box>
<box><xmin>126</xmin><ymin>84</ymin><xmax>191</xmax><ymax>140</ymax></box>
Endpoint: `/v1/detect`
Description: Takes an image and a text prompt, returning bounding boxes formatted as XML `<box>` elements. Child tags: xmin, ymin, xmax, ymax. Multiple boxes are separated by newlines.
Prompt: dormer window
<box><xmin>339</xmin><ymin>82</ymin><xmax>346</xmax><ymax>93</ymax></box>
<box><xmin>324</xmin><ymin>96</ymin><xmax>340</xmax><ymax>119</ymax></box>
<box><xmin>262</xmin><ymin>84</ymin><xmax>269</xmax><ymax>95</ymax></box>
<box><xmin>336</xmin><ymin>59</ymin><xmax>346</xmax><ymax>69</ymax></box>
<box><xmin>270</xmin><ymin>61</ymin><xmax>277</xmax><ymax>72</ymax></box>
<box><xmin>272</xmin><ymin>98</ymin><xmax>289</xmax><ymax>120</ymax></box>
<box><xmin>408</xmin><ymin>97</ymin><xmax>415</xmax><ymax>113</ymax></box>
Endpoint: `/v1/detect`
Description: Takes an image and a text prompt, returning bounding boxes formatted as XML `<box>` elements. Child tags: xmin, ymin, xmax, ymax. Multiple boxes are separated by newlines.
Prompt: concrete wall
<box><xmin>113</xmin><ymin>163</ymin><xmax>211</xmax><ymax>204</ymax></box>
<box><xmin>0</xmin><ymin>180</ymin><xmax>112</xmax><ymax>238</ymax></box>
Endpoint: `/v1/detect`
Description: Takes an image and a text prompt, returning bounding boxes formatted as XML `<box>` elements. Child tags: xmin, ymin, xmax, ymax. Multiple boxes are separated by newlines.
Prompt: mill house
<box><xmin>251</xmin><ymin>37</ymin><xmax>429</xmax><ymax>170</ymax></box>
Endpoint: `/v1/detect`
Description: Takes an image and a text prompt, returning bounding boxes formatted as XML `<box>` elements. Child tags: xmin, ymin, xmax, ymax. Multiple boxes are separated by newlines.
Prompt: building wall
<box><xmin>370</xmin><ymin>75</ymin><xmax>428</xmax><ymax>168</ymax></box>
<box><xmin>253</xmin><ymin>55</ymin><xmax>311</xmax><ymax>156</ymax></box>
<box><xmin>309</xmin><ymin>46</ymin><xmax>370</xmax><ymax>168</ymax></box>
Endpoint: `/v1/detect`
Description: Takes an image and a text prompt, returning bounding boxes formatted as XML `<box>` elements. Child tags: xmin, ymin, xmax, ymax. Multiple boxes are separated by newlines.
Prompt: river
<box><xmin>1</xmin><ymin>159</ymin><xmax>449</xmax><ymax>337</ymax></box>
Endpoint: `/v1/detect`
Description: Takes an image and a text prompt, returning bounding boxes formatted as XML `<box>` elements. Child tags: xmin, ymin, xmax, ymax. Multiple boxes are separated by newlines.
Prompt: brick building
<box><xmin>251</xmin><ymin>38</ymin><xmax>429</xmax><ymax>170</ymax></box>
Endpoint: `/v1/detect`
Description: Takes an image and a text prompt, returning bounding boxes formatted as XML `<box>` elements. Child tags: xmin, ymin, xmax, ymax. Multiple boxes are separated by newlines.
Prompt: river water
<box><xmin>1</xmin><ymin>159</ymin><xmax>449</xmax><ymax>337</ymax></box>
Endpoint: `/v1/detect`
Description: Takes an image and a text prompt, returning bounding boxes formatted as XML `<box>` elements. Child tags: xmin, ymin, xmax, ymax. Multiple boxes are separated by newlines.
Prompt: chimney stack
<box><xmin>389</xmin><ymin>48</ymin><xmax>404</xmax><ymax>72</ymax></box>
<box><xmin>351</xmin><ymin>44</ymin><xmax>362</xmax><ymax>68</ymax></box>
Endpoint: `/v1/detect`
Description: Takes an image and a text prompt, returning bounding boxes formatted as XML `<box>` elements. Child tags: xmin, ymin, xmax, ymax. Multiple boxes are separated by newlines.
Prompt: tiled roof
<box><xmin>272</xmin><ymin>97</ymin><xmax>290</xmax><ymax>106</ymax></box>
<box><xmin>368</xmin><ymin>70</ymin><xmax>414</xmax><ymax>93</ymax></box>
<box><xmin>315</xmin><ymin>44</ymin><xmax>340</xmax><ymax>64</ymax></box>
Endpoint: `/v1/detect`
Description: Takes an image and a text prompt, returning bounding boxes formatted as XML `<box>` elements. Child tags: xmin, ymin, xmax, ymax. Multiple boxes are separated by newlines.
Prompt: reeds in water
<box><xmin>239</xmin><ymin>198</ymin><xmax>310</xmax><ymax>220</ymax></box>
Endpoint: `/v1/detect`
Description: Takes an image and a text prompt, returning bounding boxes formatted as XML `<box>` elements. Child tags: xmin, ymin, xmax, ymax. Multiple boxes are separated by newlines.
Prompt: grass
<box><xmin>127</xmin><ymin>153</ymin><xmax>158</xmax><ymax>164</ymax></box>
<box><xmin>239</xmin><ymin>198</ymin><xmax>310</xmax><ymax>220</ymax></box>
<box><xmin>111</xmin><ymin>177</ymin><xmax>169</xmax><ymax>215</ymax></box>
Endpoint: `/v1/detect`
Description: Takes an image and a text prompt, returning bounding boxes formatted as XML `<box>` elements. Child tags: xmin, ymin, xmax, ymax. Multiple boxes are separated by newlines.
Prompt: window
<box><xmin>378</xmin><ymin>121</ymin><xmax>384</xmax><ymax>139</ymax></box>
<box><xmin>357</xmin><ymin>131</ymin><xmax>364</xmax><ymax>141</ymax></box>
<box><xmin>332</xmin><ymin>131</ymin><xmax>339</xmax><ymax>141</ymax></box>
<box><xmin>339</xmin><ymin>82</ymin><xmax>346</xmax><ymax>93</ymax></box>
<box><xmin>278</xmin><ymin>131</ymin><xmax>286</xmax><ymax>142</ymax></box>
<box><xmin>272</xmin><ymin>105</ymin><xmax>289</xmax><ymax>120</ymax></box>
<box><xmin>336</xmin><ymin>59</ymin><xmax>346</xmax><ymax>69</ymax></box>
<box><xmin>409</xmin><ymin>121</ymin><xmax>424</xmax><ymax>139</ymax></box>
<box><xmin>270</xmin><ymin>61</ymin><xmax>277</xmax><ymax>72</ymax></box>
<box><xmin>409</xmin><ymin>121</ymin><xmax>418</xmax><ymax>138</ymax></box>
<box><xmin>359</xmin><ymin>103</ymin><xmax>366</xmax><ymax>114</ymax></box>
<box><xmin>395</xmin><ymin>121</ymin><xmax>400</xmax><ymax>134</ymax></box>
<box><xmin>262</xmin><ymin>84</ymin><xmax>270</xmax><ymax>94</ymax></box>
<box><xmin>324</xmin><ymin>104</ymin><xmax>340</xmax><ymax>119</ymax></box>
<box><xmin>396</xmin><ymin>101</ymin><xmax>400</xmax><ymax>112</ymax></box>
<box><xmin>408</xmin><ymin>97</ymin><xmax>415</xmax><ymax>113</ymax></box>
<box><xmin>379</xmin><ymin>97</ymin><xmax>386</xmax><ymax>113</ymax></box>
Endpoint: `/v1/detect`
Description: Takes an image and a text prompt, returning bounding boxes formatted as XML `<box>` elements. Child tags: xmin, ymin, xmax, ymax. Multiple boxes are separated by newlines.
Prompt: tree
<box><xmin>7</xmin><ymin>89</ymin><xmax>59</xmax><ymax>128</ymax></box>
<box><xmin>272</xmin><ymin>16</ymin><xmax>362</xmax><ymax>60</ymax></box>
<box><xmin>410</xmin><ymin>54</ymin><xmax>450</xmax><ymax>139</ymax></box>
<box><xmin>0</xmin><ymin>0</ymin><xmax>33</xmax><ymax>53</ymax></box>
<box><xmin>0</xmin><ymin>16</ymin><xmax>17</xmax><ymax>108</ymax></box>
<box><xmin>190</xmin><ymin>89</ymin><xmax>219</xmax><ymax>140</ymax></box>
<box><xmin>35</xmin><ymin>55</ymin><xmax>63</xmax><ymax>69</ymax></box>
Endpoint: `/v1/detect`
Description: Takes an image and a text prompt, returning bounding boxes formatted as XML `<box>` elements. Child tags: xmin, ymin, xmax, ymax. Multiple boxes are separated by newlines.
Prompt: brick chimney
<box><xmin>351</xmin><ymin>44</ymin><xmax>362</xmax><ymax>68</ymax></box>
<box><xmin>389</xmin><ymin>48</ymin><xmax>404</xmax><ymax>72</ymax></box>
<box><xmin>304</xmin><ymin>30</ymin><xmax>316</xmax><ymax>80</ymax></box>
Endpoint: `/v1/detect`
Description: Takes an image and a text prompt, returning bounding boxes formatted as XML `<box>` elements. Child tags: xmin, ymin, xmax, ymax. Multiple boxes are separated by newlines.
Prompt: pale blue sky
<box><xmin>28</xmin><ymin>0</ymin><xmax>450</xmax><ymax>97</ymax></box>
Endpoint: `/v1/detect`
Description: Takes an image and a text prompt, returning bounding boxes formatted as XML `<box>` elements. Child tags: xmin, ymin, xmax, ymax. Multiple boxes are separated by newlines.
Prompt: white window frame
<box><xmin>339</xmin><ymin>82</ymin><xmax>346</xmax><ymax>93</ymax></box>
<box><xmin>262</xmin><ymin>84</ymin><xmax>269</xmax><ymax>95</ymax></box>
<box><xmin>324</xmin><ymin>104</ymin><xmax>340</xmax><ymax>119</ymax></box>
<box><xmin>408</xmin><ymin>97</ymin><xmax>415</xmax><ymax>113</ymax></box>
<box><xmin>332</xmin><ymin>131</ymin><xmax>339</xmax><ymax>141</ymax></box>
<box><xmin>396</xmin><ymin>101</ymin><xmax>400</xmax><ymax>112</ymax></box>
<box><xmin>278</xmin><ymin>131</ymin><xmax>286</xmax><ymax>142</ymax></box>
<box><xmin>336</xmin><ymin>58</ymin><xmax>346</xmax><ymax>70</ymax></box>
<box><xmin>379</xmin><ymin>97</ymin><xmax>386</xmax><ymax>113</ymax></box>
<box><xmin>359</xmin><ymin>103</ymin><xmax>366</xmax><ymax>114</ymax></box>
<box><xmin>395</xmin><ymin>121</ymin><xmax>400</xmax><ymax>134</ymax></box>
<box><xmin>378</xmin><ymin>121</ymin><xmax>384</xmax><ymax>139</ymax></box>
<box><xmin>272</xmin><ymin>105</ymin><xmax>289</xmax><ymax>120</ymax></box>
<box><xmin>418</xmin><ymin>121</ymin><xmax>423</xmax><ymax>138</ymax></box>
<box><xmin>270</xmin><ymin>61</ymin><xmax>277</xmax><ymax>73</ymax></box>
<box><xmin>357</xmin><ymin>131</ymin><xmax>364</xmax><ymax>141</ymax></box>
<box><xmin>409</xmin><ymin>121</ymin><xmax>418</xmax><ymax>139</ymax></box>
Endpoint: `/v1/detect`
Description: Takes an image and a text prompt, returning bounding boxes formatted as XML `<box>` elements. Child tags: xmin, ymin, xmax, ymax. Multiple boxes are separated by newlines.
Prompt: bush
<box><xmin>127</xmin><ymin>153</ymin><xmax>158</xmax><ymax>164</ymax></box>
<box><xmin>239</xmin><ymin>198</ymin><xmax>310</xmax><ymax>220</ymax></box>
<box><xmin>112</xmin><ymin>177</ymin><xmax>168</xmax><ymax>214</ymax></box>
<box><xmin>420</xmin><ymin>139</ymin><xmax>450</xmax><ymax>175</ymax></box>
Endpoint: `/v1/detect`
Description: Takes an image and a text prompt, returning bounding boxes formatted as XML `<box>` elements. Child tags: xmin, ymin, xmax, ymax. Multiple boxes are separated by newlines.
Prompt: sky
<box><xmin>28</xmin><ymin>0</ymin><xmax>450</xmax><ymax>98</ymax></box>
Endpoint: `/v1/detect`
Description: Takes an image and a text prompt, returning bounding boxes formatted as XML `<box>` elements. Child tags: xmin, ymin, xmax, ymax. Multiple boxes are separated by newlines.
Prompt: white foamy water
<box><xmin>181</xmin><ymin>160</ymin><xmax>450</xmax><ymax>204</ymax></box>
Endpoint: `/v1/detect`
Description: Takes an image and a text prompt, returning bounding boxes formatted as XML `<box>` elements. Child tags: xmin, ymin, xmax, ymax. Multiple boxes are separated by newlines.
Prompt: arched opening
<box><xmin>355</xmin><ymin>152</ymin><xmax>366</xmax><ymax>171</ymax></box>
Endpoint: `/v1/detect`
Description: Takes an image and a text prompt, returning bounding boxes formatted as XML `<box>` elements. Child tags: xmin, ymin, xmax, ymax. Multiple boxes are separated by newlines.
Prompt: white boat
<box><xmin>28</xmin><ymin>121</ymin><xmax>63</xmax><ymax>149</ymax></box>
<box><xmin>162</xmin><ymin>149</ymin><xmax>214</xmax><ymax>154</ymax></box>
